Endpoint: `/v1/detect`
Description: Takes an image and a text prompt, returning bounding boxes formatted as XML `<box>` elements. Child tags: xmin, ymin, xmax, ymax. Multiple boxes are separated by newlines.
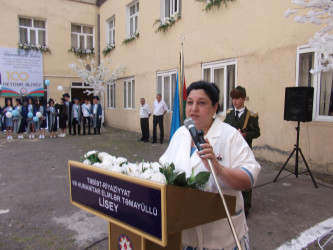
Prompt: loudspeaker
<box><xmin>284</xmin><ymin>87</ymin><xmax>314</xmax><ymax>122</ymax></box>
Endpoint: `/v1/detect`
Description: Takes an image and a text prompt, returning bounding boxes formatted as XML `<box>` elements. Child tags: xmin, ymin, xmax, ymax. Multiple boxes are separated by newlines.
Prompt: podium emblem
<box><xmin>118</xmin><ymin>235</ymin><xmax>133</xmax><ymax>250</ymax></box>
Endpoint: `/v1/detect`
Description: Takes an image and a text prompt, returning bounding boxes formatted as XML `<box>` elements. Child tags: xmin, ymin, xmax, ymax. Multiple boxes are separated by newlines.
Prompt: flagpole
<box><xmin>179</xmin><ymin>35</ymin><xmax>185</xmax><ymax>125</ymax></box>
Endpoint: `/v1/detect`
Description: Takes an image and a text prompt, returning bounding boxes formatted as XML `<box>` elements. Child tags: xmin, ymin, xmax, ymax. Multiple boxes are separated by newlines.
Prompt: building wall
<box><xmin>0</xmin><ymin>0</ymin><xmax>98</xmax><ymax>104</ymax></box>
<box><xmin>99</xmin><ymin>0</ymin><xmax>333</xmax><ymax>174</ymax></box>
<box><xmin>1</xmin><ymin>0</ymin><xmax>332</xmax><ymax>174</ymax></box>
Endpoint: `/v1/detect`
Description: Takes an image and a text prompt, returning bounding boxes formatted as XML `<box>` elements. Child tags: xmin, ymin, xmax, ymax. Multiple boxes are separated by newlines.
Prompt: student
<box><xmin>81</xmin><ymin>97</ymin><xmax>92</xmax><ymax>135</ymax></box>
<box><xmin>14</xmin><ymin>98</ymin><xmax>26</xmax><ymax>139</ymax></box>
<box><xmin>91</xmin><ymin>96</ymin><xmax>102</xmax><ymax>135</ymax></box>
<box><xmin>26</xmin><ymin>97</ymin><xmax>36</xmax><ymax>139</ymax></box>
<box><xmin>71</xmin><ymin>97</ymin><xmax>82</xmax><ymax>136</ymax></box>
<box><xmin>224</xmin><ymin>86</ymin><xmax>261</xmax><ymax>216</ymax></box>
<box><xmin>47</xmin><ymin>98</ymin><xmax>58</xmax><ymax>138</ymax></box>
<box><xmin>57</xmin><ymin>98</ymin><xmax>68</xmax><ymax>137</ymax></box>
<box><xmin>36</xmin><ymin>97</ymin><xmax>47</xmax><ymax>139</ymax></box>
<box><xmin>2</xmin><ymin>99</ymin><xmax>14</xmax><ymax>140</ymax></box>
<box><xmin>63</xmin><ymin>93</ymin><xmax>72</xmax><ymax>135</ymax></box>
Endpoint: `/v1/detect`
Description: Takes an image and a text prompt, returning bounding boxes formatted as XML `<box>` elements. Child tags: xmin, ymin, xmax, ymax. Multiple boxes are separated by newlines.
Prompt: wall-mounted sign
<box><xmin>0</xmin><ymin>47</ymin><xmax>44</xmax><ymax>96</ymax></box>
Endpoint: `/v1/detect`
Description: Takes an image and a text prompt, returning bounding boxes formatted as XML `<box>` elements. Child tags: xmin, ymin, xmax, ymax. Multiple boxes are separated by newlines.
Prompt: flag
<box><xmin>183</xmin><ymin>76</ymin><xmax>187</xmax><ymax>121</ymax></box>
<box><xmin>169</xmin><ymin>73</ymin><xmax>181</xmax><ymax>140</ymax></box>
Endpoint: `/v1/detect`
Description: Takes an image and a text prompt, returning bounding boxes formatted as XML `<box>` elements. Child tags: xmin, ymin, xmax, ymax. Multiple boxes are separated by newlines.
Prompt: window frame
<box><xmin>107</xmin><ymin>82</ymin><xmax>116</xmax><ymax>109</ymax></box>
<box><xmin>160</xmin><ymin>0</ymin><xmax>181</xmax><ymax>20</ymax></box>
<box><xmin>123</xmin><ymin>77</ymin><xmax>135</xmax><ymax>110</ymax></box>
<box><xmin>126</xmin><ymin>1</ymin><xmax>139</xmax><ymax>38</ymax></box>
<box><xmin>106</xmin><ymin>16</ymin><xmax>115</xmax><ymax>46</ymax></box>
<box><xmin>202</xmin><ymin>58</ymin><xmax>237</xmax><ymax>115</ymax></box>
<box><xmin>18</xmin><ymin>17</ymin><xmax>47</xmax><ymax>46</ymax></box>
<box><xmin>71</xmin><ymin>23</ymin><xmax>95</xmax><ymax>50</ymax></box>
<box><xmin>296</xmin><ymin>44</ymin><xmax>333</xmax><ymax>122</ymax></box>
<box><xmin>156</xmin><ymin>69</ymin><xmax>177</xmax><ymax>112</ymax></box>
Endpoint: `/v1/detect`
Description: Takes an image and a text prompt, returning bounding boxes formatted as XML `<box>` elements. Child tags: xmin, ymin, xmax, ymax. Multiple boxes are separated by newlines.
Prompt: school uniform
<box><xmin>65</xmin><ymin>101</ymin><xmax>73</xmax><ymax>134</ymax></box>
<box><xmin>36</xmin><ymin>105</ymin><xmax>47</xmax><ymax>130</ymax></box>
<box><xmin>47</xmin><ymin>105</ymin><xmax>58</xmax><ymax>132</ymax></box>
<box><xmin>14</xmin><ymin>105</ymin><xmax>26</xmax><ymax>133</ymax></box>
<box><xmin>3</xmin><ymin>106</ymin><xmax>14</xmax><ymax>128</ymax></box>
<box><xmin>71</xmin><ymin>103</ymin><xmax>82</xmax><ymax>135</ymax></box>
<box><xmin>92</xmin><ymin>103</ymin><xmax>102</xmax><ymax>134</ymax></box>
<box><xmin>26</xmin><ymin>104</ymin><xmax>36</xmax><ymax>134</ymax></box>
<box><xmin>81</xmin><ymin>103</ymin><xmax>92</xmax><ymax>135</ymax></box>
<box><xmin>57</xmin><ymin>104</ymin><xmax>68</xmax><ymax>130</ymax></box>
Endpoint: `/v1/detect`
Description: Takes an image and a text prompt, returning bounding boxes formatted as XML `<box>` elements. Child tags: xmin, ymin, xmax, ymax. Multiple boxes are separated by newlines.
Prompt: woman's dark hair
<box><xmin>186</xmin><ymin>81</ymin><xmax>221</xmax><ymax>113</ymax></box>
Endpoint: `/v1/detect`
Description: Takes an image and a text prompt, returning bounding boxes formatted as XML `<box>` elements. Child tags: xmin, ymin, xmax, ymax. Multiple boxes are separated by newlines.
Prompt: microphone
<box><xmin>184</xmin><ymin>118</ymin><xmax>205</xmax><ymax>151</ymax></box>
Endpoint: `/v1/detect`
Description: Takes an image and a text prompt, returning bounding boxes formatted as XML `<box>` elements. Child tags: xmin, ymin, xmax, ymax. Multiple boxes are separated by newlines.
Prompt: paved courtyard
<box><xmin>0</xmin><ymin>127</ymin><xmax>332</xmax><ymax>249</ymax></box>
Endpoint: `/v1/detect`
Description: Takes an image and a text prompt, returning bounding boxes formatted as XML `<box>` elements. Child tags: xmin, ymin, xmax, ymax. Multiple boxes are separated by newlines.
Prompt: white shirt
<box><xmin>140</xmin><ymin>103</ymin><xmax>151</xmax><ymax>118</ymax></box>
<box><xmin>153</xmin><ymin>100</ymin><xmax>168</xmax><ymax>116</ymax></box>
<box><xmin>73</xmin><ymin>104</ymin><xmax>79</xmax><ymax>119</ymax></box>
<box><xmin>235</xmin><ymin>107</ymin><xmax>245</xmax><ymax>118</ymax></box>
<box><xmin>160</xmin><ymin>118</ymin><xmax>261</xmax><ymax>249</ymax></box>
<box><xmin>82</xmin><ymin>103</ymin><xmax>91</xmax><ymax>117</ymax></box>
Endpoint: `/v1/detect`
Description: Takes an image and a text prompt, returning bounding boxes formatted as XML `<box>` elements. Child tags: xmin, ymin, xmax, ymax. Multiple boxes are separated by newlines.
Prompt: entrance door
<box><xmin>71</xmin><ymin>82</ymin><xmax>93</xmax><ymax>104</ymax></box>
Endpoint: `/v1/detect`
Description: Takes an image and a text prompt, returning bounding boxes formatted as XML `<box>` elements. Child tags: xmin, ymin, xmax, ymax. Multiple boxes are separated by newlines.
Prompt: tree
<box><xmin>69</xmin><ymin>58</ymin><xmax>126</xmax><ymax>96</ymax></box>
<box><xmin>285</xmin><ymin>0</ymin><xmax>333</xmax><ymax>74</ymax></box>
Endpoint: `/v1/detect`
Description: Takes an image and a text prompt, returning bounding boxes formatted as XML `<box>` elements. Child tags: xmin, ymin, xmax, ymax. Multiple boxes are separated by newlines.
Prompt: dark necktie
<box><xmin>235</xmin><ymin>110</ymin><xmax>239</xmax><ymax>121</ymax></box>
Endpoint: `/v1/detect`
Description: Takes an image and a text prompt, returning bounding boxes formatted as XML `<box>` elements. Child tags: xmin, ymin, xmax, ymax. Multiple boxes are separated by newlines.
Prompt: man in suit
<box><xmin>224</xmin><ymin>86</ymin><xmax>260</xmax><ymax>216</ymax></box>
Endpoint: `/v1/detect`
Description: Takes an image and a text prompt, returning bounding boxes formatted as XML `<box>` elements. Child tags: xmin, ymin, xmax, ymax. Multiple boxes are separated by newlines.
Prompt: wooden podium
<box><xmin>68</xmin><ymin>161</ymin><xmax>236</xmax><ymax>250</ymax></box>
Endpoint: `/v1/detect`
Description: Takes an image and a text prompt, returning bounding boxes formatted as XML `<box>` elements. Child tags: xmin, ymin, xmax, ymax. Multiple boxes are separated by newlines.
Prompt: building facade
<box><xmin>1</xmin><ymin>0</ymin><xmax>332</xmax><ymax>175</ymax></box>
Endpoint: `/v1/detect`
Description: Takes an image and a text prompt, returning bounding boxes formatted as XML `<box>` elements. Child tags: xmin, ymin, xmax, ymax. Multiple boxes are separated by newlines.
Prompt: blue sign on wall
<box><xmin>70</xmin><ymin>165</ymin><xmax>162</xmax><ymax>239</ymax></box>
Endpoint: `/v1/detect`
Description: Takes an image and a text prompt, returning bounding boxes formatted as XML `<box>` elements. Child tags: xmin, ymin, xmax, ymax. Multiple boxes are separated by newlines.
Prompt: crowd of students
<box><xmin>0</xmin><ymin>93</ymin><xmax>102</xmax><ymax>140</ymax></box>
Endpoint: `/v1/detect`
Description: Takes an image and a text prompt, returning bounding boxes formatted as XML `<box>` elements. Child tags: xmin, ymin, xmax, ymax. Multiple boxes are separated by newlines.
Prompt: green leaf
<box><xmin>188</xmin><ymin>168</ymin><xmax>196</xmax><ymax>184</ymax></box>
<box><xmin>173</xmin><ymin>172</ymin><xmax>187</xmax><ymax>186</ymax></box>
<box><xmin>194</xmin><ymin>171</ymin><xmax>211</xmax><ymax>186</ymax></box>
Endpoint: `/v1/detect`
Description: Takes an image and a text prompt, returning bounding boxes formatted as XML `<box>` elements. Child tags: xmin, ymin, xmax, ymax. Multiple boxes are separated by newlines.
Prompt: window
<box><xmin>297</xmin><ymin>45</ymin><xmax>333</xmax><ymax>121</ymax></box>
<box><xmin>107</xmin><ymin>16</ymin><xmax>115</xmax><ymax>45</ymax></box>
<box><xmin>127</xmin><ymin>1</ymin><xmax>139</xmax><ymax>37</ymax></box>
<box><xmin>157</xmin><ymin>70</ymin><xmax>177</xmax><ymax>111</ymax></box>
<box><xmin>19</xmin><ymin>17</ymin><xmax>46</xmax><ymax>46</ymax></box>
<box><xmin>124</xmin><ymin>78</ymin><xmax>135</xmax><ymax>109</ymax></box>
<box><xmin>107</xmin><ymin>82</ymin><xmax>116</xmax><ymax>108</ymax></box>
<box><xmin>202</xmin><ymin>59</ymin><xmax>237</xmax><ymax>114</ymax></box>
<box><xmin>71</xmin><ymin>24</ymin><xmax>94</xmax><ymax>49</ymax></box>
<box><xmin>161</xmin><ymin>0</ymin><xmax>180</xmax><ymax>19</ymax></box>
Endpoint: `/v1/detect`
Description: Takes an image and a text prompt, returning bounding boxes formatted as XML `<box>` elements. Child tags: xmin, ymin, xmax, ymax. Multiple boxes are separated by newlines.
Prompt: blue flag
<box><xmin>169</xmin><ymin>74</ymin><xmax>181</xmax><ymax>140</ymax></box>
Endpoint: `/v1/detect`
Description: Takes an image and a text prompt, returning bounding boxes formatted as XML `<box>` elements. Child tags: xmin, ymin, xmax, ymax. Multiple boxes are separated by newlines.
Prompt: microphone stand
<box><xmin>207</xmin><ymin>158</ymin><xmax>243</xmax><ymax>250</ymax></box>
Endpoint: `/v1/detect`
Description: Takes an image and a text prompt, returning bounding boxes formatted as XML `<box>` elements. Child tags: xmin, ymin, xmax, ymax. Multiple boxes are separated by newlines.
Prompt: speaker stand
<box><xmin>274</xmin><ymin>121</ymin><xmax>318</xmax><ymax>188</ymax></box>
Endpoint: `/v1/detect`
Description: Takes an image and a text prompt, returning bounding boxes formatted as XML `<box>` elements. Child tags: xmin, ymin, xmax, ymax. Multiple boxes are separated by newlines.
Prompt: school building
<box><xmin>0</xmin><ymin>0</ymin><xmax>332</xmax><ymax>175</ymax></box>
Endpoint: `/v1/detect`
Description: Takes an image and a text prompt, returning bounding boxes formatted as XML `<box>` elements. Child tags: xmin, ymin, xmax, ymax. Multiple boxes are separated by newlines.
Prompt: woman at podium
<box><xmin>160</xmin><ymin>81</ymin><xmax>261</xmax><ymax>250</ymax></box>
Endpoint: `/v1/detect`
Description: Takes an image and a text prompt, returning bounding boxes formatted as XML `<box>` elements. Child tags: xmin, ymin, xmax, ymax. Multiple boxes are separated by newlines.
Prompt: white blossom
<box><xmin>151</xmin><ymin>162</ymin><xmax>162</xmax><ymax>172</ymax></box>
<box><xmin>98</xmin><ymin>152</ymin><xmax>112</xmax><ymax>161</ymax></box>
<box><xmin>286</xmin><ymin>0</ymin><xmax>333</xmax><ymax>73</ymax></box>
<box><xmin>114</xmin><ymin>157</ymin><xmax>127</xmax><ymax>166</ymax></box>
<box><xmin>92</xmin><ymin>162</ymin><xmax>102</xmax><ymax>168</ymax></box>
<box><xmin>140</xmin><ymin>169</ymin><xmax>154</xmax><ymax>180</ymax></box>
<box><xmin>85</xmin><ymin>150</ymin><xmax>97</xmax><ymax>158</ymax></box>
<box><xmin>110</xmin><ymin>165</ymin><xmax>123</xmax><ymax>173</ymax></box>
<box><xmin>82</xmin><ymin>159</ymin><xmax>92</xmax><ymax>165</ymax></box>
<box><xmin>69</xmin><ymin>58</ymin><xmax>126</xmax><ymax>96</ymax></box>
<box><xmin>101</xmin><ymin>161</ymin><xmax>114</xmax><ymax>170</ymax></box>
<box><xmin>150</xmin><ymin>172</ymin><xmax>167</xmax><ymax>184</ymax></box>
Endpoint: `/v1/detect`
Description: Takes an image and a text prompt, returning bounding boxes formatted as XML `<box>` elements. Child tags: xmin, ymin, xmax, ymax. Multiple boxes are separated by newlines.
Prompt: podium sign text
<box><xmin>69</xmin><ymin>163</ymin><xmax>163</xmax><ymax>240</ymax></box>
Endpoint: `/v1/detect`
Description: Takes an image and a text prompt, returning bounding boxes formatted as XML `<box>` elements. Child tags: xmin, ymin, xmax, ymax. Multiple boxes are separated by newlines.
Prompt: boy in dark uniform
<box><xmin>224</xmin><ymin>86</ymin><xmax>260</xmax><ymax>216</ymax></box>
<box><xmin>63</xmin><ymin>93</ymin><xmax>72</xmax><ymax>135</ymax></box>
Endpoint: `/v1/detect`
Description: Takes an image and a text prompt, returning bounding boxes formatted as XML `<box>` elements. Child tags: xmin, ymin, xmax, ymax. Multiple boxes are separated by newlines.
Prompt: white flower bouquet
<box><xmin>80</xmin><ymin>151</ymin><xmax>210</xmax><ymax>189</ymax></box>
